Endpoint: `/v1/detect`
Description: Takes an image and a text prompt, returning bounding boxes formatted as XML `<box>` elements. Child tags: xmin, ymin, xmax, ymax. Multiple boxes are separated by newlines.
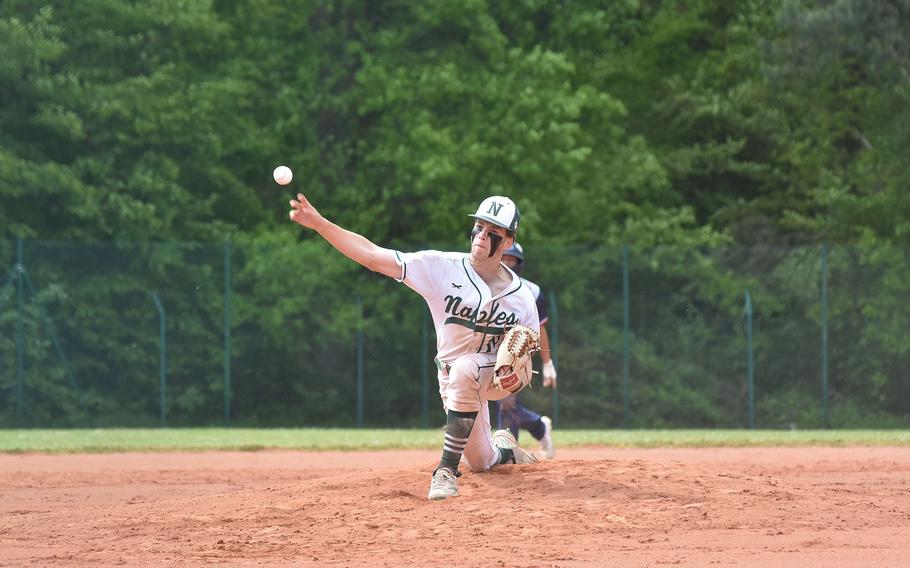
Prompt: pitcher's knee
<box><xmin>462</xmin><ymin>449</ymin><xmax>494</xmax><ymax>472</ymax></box>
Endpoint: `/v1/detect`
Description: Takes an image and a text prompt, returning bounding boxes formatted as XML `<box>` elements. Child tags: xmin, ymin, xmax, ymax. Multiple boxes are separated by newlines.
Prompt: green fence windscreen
<box><xmin>1</xmin><ymin>240</ymin><xmax>908</xmax><ymax>428</ymax></box>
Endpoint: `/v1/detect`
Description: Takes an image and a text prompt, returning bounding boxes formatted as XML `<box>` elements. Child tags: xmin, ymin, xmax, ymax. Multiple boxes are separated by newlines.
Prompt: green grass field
<box><xmin>1</xmin><ymin>428</ymin><xmax>908</xmax><ymax>453</ymax></box>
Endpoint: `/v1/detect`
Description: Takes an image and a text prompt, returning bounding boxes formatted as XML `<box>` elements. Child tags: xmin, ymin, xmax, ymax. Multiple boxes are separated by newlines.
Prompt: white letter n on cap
<box><xmin>487</xmin><ymin>202</ymin><xmax>503</xmax><ymax>215</ymax></box>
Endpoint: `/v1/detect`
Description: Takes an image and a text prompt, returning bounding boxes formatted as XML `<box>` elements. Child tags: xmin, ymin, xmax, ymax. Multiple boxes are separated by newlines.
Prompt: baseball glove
<box><xmin>492</xmin><ymin>325</ymin><xmax>540</xmax><ymax>395</ymax></box>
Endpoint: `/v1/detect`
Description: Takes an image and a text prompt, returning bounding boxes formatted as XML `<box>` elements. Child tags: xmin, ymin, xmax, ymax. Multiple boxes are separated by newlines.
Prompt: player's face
<box><xmin>502</xmin><ymin>255</ymin><xmax>520</xmax><ymax>270</ymax></box>
<box><xmin>470</xmin><ymin>220</ymin><xmax>511</xmax><ymax>260</ymax></box>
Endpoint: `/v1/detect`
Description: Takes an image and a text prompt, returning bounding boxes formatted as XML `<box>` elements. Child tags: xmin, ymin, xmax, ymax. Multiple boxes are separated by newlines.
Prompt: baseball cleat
<box><xmin>428</xmin><ymin>467</ymin><xmax>459</xmax><ymax>500</ymax></box>
<box><xmin>539</xmin><ymin>416</ymin><xmax>555</xmax><ymax>459</ymax></box>
<box><xmin>492</xmin><ymin>429</ymin><xmax>540</xmax><ymax>464</ymax></box>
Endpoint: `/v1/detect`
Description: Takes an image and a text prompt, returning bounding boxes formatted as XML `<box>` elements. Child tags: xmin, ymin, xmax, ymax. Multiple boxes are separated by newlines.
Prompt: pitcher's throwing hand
<box><xmin>289</xmin><ymin>193</ymin><xmax>327</xmax><ymax>230</ymax></box>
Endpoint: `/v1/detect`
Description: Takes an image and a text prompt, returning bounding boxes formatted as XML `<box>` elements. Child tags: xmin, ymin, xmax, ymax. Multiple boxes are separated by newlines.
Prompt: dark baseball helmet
<box><xmin>503</xmin><ymin>242</ymin><xmax>524</xmax><ymax>274</ymax></box>
<box><xmin>503</xmin><ymin>242</ymin><xmax>524</xmax><ymax>263</ymax></box>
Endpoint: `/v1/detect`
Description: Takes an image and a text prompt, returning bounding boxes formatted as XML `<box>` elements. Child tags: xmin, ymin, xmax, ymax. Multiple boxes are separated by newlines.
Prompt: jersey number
<box><xmin>483</xmin><ymin>335</ymin><xmax>502</xmax><ymax>353</ymax></box>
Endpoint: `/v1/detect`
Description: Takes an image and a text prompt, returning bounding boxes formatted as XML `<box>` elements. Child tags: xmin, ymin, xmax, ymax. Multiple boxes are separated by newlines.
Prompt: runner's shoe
<box><xmin>539</xmin><ymin>416</ymin><xmax>555</xmax><ymax>460</ymax></box>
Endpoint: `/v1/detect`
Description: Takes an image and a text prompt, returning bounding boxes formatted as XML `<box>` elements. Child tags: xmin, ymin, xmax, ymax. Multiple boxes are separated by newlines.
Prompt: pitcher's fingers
<box><xmin>296</xmin><ymin>193</ymin><xmax>311</xmax><ymax>206</ymax></box>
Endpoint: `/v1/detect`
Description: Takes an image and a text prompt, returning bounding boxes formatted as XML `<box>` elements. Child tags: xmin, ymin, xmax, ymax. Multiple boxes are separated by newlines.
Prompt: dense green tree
<box><xmin>0</xmin><ymin>1</ymin><xmax>271</xmax><ymax>241</ymax></box>
<box><xmin>766</xmin><ymin>0</ymin><xmax>910</xmax><ymax>244</ymax></box>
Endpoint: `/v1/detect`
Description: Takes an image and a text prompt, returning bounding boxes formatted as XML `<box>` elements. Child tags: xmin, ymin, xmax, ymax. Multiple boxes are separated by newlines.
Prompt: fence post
<box><xmin>547</xmin><ymin>290</ymin><xmax>559</xmax><ymax>426</ymax></box>
<box><xmin>21</xmin><ymin>270</ymin><xmax>83</xmax><ymax>415</ymax></box>
<box><xmin>150</xmin><ymin>292</ymin><xmax>167</xmax><ymax>426</ymax></box>
<box><xmin>223</xmin><ymin>241</ymin><xmax>232</xmax><ymax>427</ymax></box>
<box><xmin>15</xmin><ymin>238</ymin><xmax>24</xmax><ymax>425</ymax></box>
<box><xmin>622</xmin><ymin>245</ymin><xmax>630</xmax><ymax>428</ymax></box>
<box><xmin>356</xmin><ymin>296</ymin><xmax>364</xmax><ymax>427</ymax></box>
<box><xmin>745</xmin><ymin>290</ymin><xmax>754</xmax><ymax>429</ymax></box>
<box><xmin>820</xmin><ymin>244</ymin><xmax>830</xmax><ymax>428</ymax></box>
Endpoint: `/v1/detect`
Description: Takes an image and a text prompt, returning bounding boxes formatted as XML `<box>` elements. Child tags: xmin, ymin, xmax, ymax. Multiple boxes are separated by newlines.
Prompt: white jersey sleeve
<box><xmin>521</xmin><ymin>277</ymin><xmax>548</xmax><ymax>326</ymax></box>
<box><xmin>393</xmin><ymin>250</ymin><xmax>447</xmax><ymax>300</ymax></box>
<box><xmin>521</xmin><ymin>290</ymin><xmax>541</xmax><ymax>332</ymax></box>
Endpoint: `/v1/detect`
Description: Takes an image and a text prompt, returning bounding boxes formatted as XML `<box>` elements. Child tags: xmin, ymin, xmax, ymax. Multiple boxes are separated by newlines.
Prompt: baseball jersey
<box><xmin>393</xmin><ymin>250</ymin><xmax>540</xmax><ymax>366</ymax></box>
<box><xmin>521</xmin><ymin>278</ymin><xmax>548</xmax><ymax>327</ymax></box>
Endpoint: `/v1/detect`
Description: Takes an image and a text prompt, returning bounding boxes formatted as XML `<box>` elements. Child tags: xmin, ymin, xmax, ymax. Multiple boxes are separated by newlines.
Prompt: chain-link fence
<box><xmin>1</xmin><ymin>239</ymin><xmax>908</xmax><ymax>428</ymax></box>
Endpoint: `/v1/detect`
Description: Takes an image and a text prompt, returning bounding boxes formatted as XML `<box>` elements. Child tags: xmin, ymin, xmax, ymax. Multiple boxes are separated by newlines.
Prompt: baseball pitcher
<box><xmin>289</xmin><ymin>193</ymin><xmax>541</xmax><ymax>500</ymax></box>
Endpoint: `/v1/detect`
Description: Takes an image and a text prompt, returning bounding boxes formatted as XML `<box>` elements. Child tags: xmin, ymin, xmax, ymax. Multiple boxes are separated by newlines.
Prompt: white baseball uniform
<box><xmin>394</xmin><ymin>250</ymin><xmax>540</xmax><ymax>471</ymax></box>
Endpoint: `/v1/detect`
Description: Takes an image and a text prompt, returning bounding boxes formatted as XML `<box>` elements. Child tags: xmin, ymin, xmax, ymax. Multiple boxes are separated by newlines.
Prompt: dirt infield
<box><xmin>1</xmin><ymin>446</ymin><xmax>908</xmax><ymax>567</ymax></box>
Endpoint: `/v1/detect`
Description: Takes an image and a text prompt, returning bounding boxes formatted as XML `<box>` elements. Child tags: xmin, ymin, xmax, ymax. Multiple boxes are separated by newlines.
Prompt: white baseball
<box><xmin>273</xmin><ymin>165</ymin><xmax>293</xmax><ymax>185</ymax></box>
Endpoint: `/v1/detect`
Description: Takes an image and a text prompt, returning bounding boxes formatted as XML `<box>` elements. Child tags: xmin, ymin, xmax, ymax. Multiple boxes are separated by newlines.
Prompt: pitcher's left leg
<box><xmin>429</xmin><ymin>356</ymin><xmax>486</xmax><ymax>498</ymax></box>
<box><xmin>461</xmin><ymin>397</ymin><xmax>499</xmax><ymax>472</ymax></box>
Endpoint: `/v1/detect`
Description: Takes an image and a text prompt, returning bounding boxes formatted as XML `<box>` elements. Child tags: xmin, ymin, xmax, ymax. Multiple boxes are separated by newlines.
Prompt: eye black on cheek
<box><xmin>488</xmin><ymin>233</ymin><xmax>503</xmax><ymax>256</ymax></box>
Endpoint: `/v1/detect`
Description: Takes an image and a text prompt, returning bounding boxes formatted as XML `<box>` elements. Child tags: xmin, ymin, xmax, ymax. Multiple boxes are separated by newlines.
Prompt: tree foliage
<box><xmin>1</xmin><ymin>1</ymin><xmax>908</xmax><ymax>427</ymax></box>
